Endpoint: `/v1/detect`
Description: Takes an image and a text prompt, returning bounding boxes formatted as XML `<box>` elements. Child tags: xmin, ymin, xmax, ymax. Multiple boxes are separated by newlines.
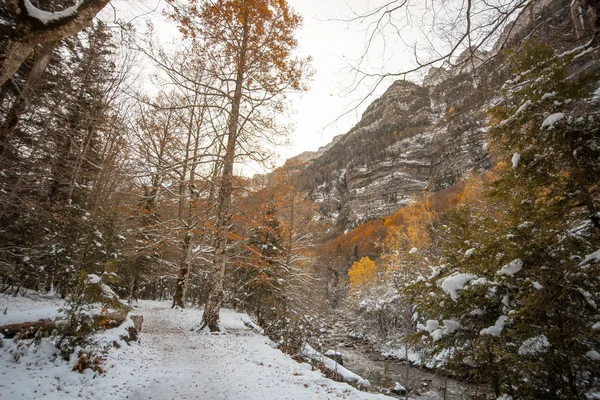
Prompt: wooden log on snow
<box><xmin>0</xmin><ymin>313</ymin><xmax>143</xmax><ymax>342</ymax></box>
<box><xmin>0</xmin><ymin>319</ymin><xmax>55</xmax><ymax>339</ymax></box>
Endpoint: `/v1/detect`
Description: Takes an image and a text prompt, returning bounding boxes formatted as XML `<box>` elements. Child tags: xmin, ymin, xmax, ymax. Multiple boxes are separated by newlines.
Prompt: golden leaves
<box><xmin>348</xmin><ymin>256</ymin><xmax>378</xmax><ymax>288</ymax></box>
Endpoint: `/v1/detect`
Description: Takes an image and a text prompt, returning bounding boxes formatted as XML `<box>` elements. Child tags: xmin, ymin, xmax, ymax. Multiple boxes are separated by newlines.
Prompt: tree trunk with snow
<box><xmin>0</xmin><ymin>0</ymin><xmax>110</xmax><ymax>87</ymax></box>
<box><xmin>200</xmin><ymin>9</ymin><xmax>250</xmax><ymax>330</ymax></box>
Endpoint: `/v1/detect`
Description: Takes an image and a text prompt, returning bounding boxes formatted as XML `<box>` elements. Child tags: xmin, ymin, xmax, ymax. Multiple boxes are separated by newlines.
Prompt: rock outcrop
<box><xmin>283</xmin><ymin>0</ymin><xmax>596</xmax><ymax>231</ymax></box>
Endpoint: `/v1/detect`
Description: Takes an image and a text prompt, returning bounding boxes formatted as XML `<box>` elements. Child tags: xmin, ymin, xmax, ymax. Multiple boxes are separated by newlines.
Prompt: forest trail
<box><xmin>125</xmin><ymin>301</ymin><xmax>392</xmax><ymax>400</ymax></box>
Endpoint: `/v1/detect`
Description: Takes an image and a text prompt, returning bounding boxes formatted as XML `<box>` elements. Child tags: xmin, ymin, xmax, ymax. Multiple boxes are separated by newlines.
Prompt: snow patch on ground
<box><xmin>1</xmin><ymin>292</ymin><xmax>65</xmax><ymax>325</ymax></box>
<box><xmin>0</xmin><ymin>293</ymin><xmax>145</xmax><ymax>399</ymax></box>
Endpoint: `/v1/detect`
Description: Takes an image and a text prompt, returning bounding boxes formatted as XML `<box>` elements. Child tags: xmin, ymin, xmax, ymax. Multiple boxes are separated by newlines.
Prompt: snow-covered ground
<box><xmin>1</xmin><ymin>291</ymin><xmax>64</xmax><ymax>325</ymax></box>
<box><xmin>1</xmin><ymin>295</ymin><xmax>393</xmax><ymax>399</ymax></box>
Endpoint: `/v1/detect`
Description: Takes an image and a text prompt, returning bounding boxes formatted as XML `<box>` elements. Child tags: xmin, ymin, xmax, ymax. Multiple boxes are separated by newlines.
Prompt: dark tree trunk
<box><xmin>0</xmin><ymin>41</ymin><xmax>56</xmax><ymax>158</ymax></box>
<box><xmin>200</xmin><ymin>11</ymin><xmax>250</xmax><ymax>332</ymax></box>
<box><xmin>172</xmin><ymin>230</ymin><xmax>192</xmax><ymax>308</ymax></box>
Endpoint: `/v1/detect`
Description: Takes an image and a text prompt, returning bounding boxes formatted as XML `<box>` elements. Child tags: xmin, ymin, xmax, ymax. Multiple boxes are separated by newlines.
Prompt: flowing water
<box><xmin>321</xmin><ymin>333</ymin><xmax>489</xmax><ymax>399</ymax></box>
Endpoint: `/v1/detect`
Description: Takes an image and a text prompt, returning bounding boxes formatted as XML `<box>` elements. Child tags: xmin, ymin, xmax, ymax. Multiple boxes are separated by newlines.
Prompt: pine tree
<box><xmin>237</xmin><ymin>198</ymin><xmax>287</xmax><ymax>332</ymax></box>
<box><xmin>406</xmin><ymin>40</ymin><xmax>600</xmax><ymax>398</ymax></box>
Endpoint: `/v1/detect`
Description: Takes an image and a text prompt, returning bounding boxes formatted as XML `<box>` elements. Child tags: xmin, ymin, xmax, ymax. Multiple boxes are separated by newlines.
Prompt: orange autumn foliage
<box><xmin>348</xmin><ymin>256</ymin><xmax>378</xmax><ymax>287</ymax></box>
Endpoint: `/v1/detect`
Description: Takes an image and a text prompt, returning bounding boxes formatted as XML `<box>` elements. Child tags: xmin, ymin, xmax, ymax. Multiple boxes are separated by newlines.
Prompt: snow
<box><xmin>586</xmin><ymin>350</ymin><xmax>600</xmax><ymax>361</ymax></box>
<box><xmin>532</xmin><ymin>281</ymin><xmax>543</xmax><ymax>290</ymax></box>
<box><xmin>1</xmin><ymin>298</ymin><xmax>391</xmax><ymax>399</ymax></box>
<box><xmin>541</xmin><ymin>112</ymin><xmax>565</xmax><ymax>129</ymax></box>
<box><xmin>241</xmin><ymin>314</ymin><xmax>265</xmax><ymax>334</ymax></box>
<box><xmin>593</xmin><ymin>322</ymin><xmax>600</xmax><ymax>330</ymax></box>
<box><xmin>24</xmin><ymin>0</ymin><xmax>83</xmax><ymax>24</ymax></box>
<box><xmin>579</xmin><ymin>288</ymin><xmax>597</xmax><ymax>309</ymax></box>
<box><xmin>0</xmin><ymin>292</ymin><xmax>65</xmax><ymax>325</ymax></box>
<box><xmin>409</xmin><ymin>247</ymin><xmax>418</xmax><ymax>254</ymax></box>
<box><xmin>480</xmin><ymin>315</ymin><xmax>508</xmax><ymax>337</ymax></box>
<box><xmin>464</xmin><ymin>248</ymin><xmax>475</xmax><ymax>257</ymax></box>
<box><xmin>442</xmin><ymin>320</ymin><xmax>460</xmax><ymax>335</ymax></box>
<box><xmin>516</xmin><ymin>100</ymin><xmax>532</xmax><ymax>114</ymax></box>
<box><xmin>425</xmin><ymin>320</ymin><xmax>439</xmax><ymax>332</ymax></box>
<box><xmin>470</xmin><ymin>277</ymin><xmax>488</xmax><ymax>286</ymax></box>
<box><xmin>579</xmin><ymin>249</ymin><xmax>600</xmax><ymax>266</ymax></box>
<box><xmin>441</xmin><ymin>273</ymin><xmax>478</xmax><ymax>301</ymax></box>
<box><xmin>463</xmin><ymin>357</ymin><xmax>477</xmax><ymax>367</ymax></box>
<box><xmin>518</xmin><ymin>335</ymin><xmax>550</xmax><ymax>355</ymax></box>
<box><xmin>426</xmin><ymin>320</ymin><xmax>460</xmax><ymax>342</ymax></box>
<box><xmin>300</xmin><ymin>344</ymin><xmax>374</xmax><ymax>391</ymax></box>
<box><xmin>511</xmin><ymin>153</ymin><xmax>521</xmax><ymax>168</ymax></box>
<box><xmin>430</xmin><ymin>329</ymin><xmax>444</xmax><ymax>341</ymax></box>
<box><xmin>0</xmin><ymin>295</ymin><xmax>142</xmax><ymax>399</ymax></box>
<box><xmin>541</xmin><ymin>92</ymin><xmax>556</xmax><ymax>101</ymax></box>
<box><xmin>393</xmin><ymin>382</ymin><xmax>406</xmax><ymax>392</ymax></box>
<box><xmin>496</xmin><ymin>259</ymin><xmax>523</xmax><ymax>277</ymax></box>
<box><xmin>517</xmin><ymin>221</ymin><xmax>533</xmax><ymax>229</ymax></box>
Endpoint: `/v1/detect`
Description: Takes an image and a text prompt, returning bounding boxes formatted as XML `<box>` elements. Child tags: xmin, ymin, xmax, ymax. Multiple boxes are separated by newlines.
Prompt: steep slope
<box><xmin>288</xmin><ymin>0</ymin><xmax>595</xmax><ymax>231</ymax></box>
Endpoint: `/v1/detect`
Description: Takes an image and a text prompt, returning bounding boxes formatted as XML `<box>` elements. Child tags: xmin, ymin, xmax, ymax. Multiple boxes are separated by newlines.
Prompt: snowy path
<box><xmin>125</xmin><ymin>301</ymin><xmax>392</xmax><ymax>400</ymax></box>
<box><xmin>1</xmin><ymin>297</ymin><xmax>394</xmax><ymax>399</ymax></box>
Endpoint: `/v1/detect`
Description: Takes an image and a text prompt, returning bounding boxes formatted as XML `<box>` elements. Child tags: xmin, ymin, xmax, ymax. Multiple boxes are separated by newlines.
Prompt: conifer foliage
<box><xmin>405</xmin><ymin>41</ymin><xmax>600</xmax><ymax>398</ymax></box>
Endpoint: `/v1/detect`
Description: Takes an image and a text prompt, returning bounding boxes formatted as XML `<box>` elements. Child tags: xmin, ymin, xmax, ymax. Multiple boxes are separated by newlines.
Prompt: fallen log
<box><xmin>300</xmin><ymin>344</ymin><xmax>371</xmax><ymax>390</ymax></box>
<box><xmin>0</xmin><ymin>313</ymin><xmax>143</xmax><ymax>342</ymax></box>
<box><xmin>0</xmin><ymin>319</ymin><xmax>55</xmax><ymax>339</ymax></box>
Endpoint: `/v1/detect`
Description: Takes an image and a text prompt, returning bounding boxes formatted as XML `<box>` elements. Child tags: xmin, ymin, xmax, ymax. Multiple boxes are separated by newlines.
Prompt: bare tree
<box><xmin>336</xmin><ymin>0</ymin><xmax>599</xmax><ymax>107</ymax></box>
<box><xmin>167</xmin><ymin>0</ymin><xmax>310</xmax><ymax>331</ymax></box>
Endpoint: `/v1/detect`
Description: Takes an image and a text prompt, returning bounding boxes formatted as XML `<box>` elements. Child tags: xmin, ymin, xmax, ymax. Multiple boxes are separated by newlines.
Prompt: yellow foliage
<box><xmin>385</xmin><ymin>199</ymin><xmax>435</xmax><ymax>253</ymax></box>
<box><xmin>348</xmin><ymin>256</ymin><xmax>378</xmax><ymax>287</ymax></box>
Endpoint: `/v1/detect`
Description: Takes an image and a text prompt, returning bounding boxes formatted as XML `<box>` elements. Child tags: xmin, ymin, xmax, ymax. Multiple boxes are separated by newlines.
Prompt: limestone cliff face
<box><xmin>299</xmin><ymin>76</ymin><xmax>493</xmax><ymax>230</ymax></box>
<box><xmin>286</xmin><ymin>0</ymin><xmax>593</xmax><ymax>231</ymax></box>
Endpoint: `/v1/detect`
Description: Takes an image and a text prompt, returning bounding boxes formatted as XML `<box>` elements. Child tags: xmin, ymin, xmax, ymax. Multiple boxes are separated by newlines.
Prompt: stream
<box><xmin>320</xmin><ymin>332</ymin><xmax>489</xmax><ymax>399</ymax></box>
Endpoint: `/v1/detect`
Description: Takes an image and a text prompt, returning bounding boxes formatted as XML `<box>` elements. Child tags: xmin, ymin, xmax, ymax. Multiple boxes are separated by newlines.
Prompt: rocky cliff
<box><xmin>285</xmin><ymin>0</ymin><xmax>597</xmax><ymax>231</ymax></box>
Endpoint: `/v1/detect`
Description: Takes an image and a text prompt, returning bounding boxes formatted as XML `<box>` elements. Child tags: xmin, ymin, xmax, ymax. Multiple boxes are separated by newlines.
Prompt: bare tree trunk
<box><xmin>0</xmin><ymin>39</ymin><xmax>35</xmax><ymax>89</ymax></box>
<box><xmin>172</xmin><ymin>88</ymin><xmax>199</xmax><ymax>309</ymax></box>
<box><xmin>172</xmin><ymin>229</ymin><xmax>193</xmax><ymax>308</ymax></box>
<box><xmin>0</xmin><ymin>41</ymin><xmax>57</xmax><ymax>158</ymax></box>
<box><xmin>200</xmin><ymin>11</ymin><xmax>250</xmax><ymax>332</ymax></box>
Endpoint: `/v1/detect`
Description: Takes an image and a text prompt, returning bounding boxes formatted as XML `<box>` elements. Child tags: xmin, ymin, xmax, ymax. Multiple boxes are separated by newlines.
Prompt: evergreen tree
<box><xmin>406</xmin><ymin>41</ymin><xmax>600</xmax><ymax>399</ymax></box>
<box><xmin>236</xmin><ymin>198</ymin><xmax>288</xmax><ymax>333</ymax></box>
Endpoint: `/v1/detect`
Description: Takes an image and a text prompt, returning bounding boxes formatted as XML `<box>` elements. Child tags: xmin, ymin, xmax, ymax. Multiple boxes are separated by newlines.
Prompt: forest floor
<box><xmin>0</xmin><ymin>294</ymin><xmax>394</xmax><ymax>399</ymax></box>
